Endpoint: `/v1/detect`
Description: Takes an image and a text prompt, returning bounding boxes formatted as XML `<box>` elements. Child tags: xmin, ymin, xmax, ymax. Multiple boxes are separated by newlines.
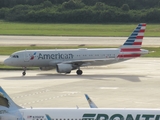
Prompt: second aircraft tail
<box><xmin>0</xmin><ymin>86</ymin><xmax>22</xmax><ymax>110</ymax></box>
<box><xmin>85</xmin><ymin>94</ymin><xmax>98</xmax><ymax>108</ymax></box>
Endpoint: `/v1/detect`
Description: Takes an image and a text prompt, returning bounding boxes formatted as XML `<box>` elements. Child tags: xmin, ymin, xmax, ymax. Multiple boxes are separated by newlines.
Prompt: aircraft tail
<box><xmin>0</xmin><ymin>86</ymin><xmax>22</xmax><ymax>110</ymax></box>
<box><xmin>118</xmin><ymin>23</ymin><xmax>148</xmax><ymax>59</ymax></box>
<box><xmin>85</xmin><ymin>94</ymin><xmax>98</xmax><ymax>108</ymax></box>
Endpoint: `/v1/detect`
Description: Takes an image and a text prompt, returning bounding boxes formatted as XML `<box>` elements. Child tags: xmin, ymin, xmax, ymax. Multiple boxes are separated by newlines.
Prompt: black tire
<box><xmin>76</xmin><ymin>70</ymin><xmax>83</xmax><ymax>75</ymax></box>
<box><xmin>22</xmin><ymin>71</ymin><xmax>26</xmax><ymax>76</ymax></box>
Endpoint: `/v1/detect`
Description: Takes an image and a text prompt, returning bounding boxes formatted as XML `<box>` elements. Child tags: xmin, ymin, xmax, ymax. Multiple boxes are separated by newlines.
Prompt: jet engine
<box><xmin>39</xmin><ymin>66</ymin><xmax>54</xmax><ymax>71</ymax></box>
<box><xmin>56</xmin><ymin>63</ymin><xmax>72</xmax><ymax>73</ymax></box>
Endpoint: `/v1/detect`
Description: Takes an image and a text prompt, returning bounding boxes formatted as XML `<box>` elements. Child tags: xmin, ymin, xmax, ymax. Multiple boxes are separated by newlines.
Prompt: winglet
<box><xmin>85</xmin><ymin>94</ymin><xmax>98</xmax><ymax>108</ymax></box>
<box><xmin>0</xmin><ymin>86</ymin><xmax>22</xmax><ymax>110</ymax></box>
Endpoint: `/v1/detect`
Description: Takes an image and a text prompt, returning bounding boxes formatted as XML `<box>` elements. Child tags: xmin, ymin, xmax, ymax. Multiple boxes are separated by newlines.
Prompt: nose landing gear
<box><xmin>22</xmin><ymin>71</ymin><xmax>26</xmax><ymax>76</ymax></box>
<box><xmin>22</xmin><ymin>67</ymin><xmax>26</xmax><ymax>76</ymax></box>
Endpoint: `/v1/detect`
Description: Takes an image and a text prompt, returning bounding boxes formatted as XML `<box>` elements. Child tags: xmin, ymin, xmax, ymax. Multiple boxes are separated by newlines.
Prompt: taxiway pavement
<box><xmin>0</xmin><ymin>36</ymin><xmax>159</xmax><ymax>47</ymax></box>
<box><xmin>0</xmin><ymin>58</ymin><xmax>160</xmax><ymax>108</ymax></box>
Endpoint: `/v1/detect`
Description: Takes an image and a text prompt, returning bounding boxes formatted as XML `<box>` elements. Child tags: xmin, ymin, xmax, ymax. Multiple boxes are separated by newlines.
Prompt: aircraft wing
<box><xmin>61</xmin><ymin>58</ymin><xmax>116</xmax><ymax>66</ymax></box>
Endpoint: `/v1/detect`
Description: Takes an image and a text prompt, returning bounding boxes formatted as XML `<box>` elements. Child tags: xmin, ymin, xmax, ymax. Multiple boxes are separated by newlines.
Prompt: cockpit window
<box><xmin>11</xmin><ymin>55</ymin><xmax>19</xmax><ymax>58</ymax></box>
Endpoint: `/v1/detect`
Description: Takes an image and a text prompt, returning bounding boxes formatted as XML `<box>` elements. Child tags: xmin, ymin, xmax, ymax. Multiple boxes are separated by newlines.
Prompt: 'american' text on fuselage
<box><xmin>38</xmin><ymin>53</ymin><xmax>74</xmax><ymax>60</ymax></box>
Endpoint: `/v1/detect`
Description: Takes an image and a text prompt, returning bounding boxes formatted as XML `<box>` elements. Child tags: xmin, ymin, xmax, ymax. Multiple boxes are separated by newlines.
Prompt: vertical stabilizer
<box><xmin>118</xmin><ymin>23</ymin><xmax>147</xmax><ymax>59</ymax></box>
<box><xmin>85</xmin><ymin>94</ymin><xmax>98</xmax><ymax>108</ymax></box>
<box><xmin>0</xmin><ymin>86</ymin><xmax>22</xmax><ymax>110</ymax></box>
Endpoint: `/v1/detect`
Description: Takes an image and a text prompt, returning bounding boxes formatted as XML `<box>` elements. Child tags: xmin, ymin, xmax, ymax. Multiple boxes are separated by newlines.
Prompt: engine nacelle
<box><xmin>56</xmin><ymin>64</ymin><xmax>72</xmax><ymax>73</ymax></box>
<box><xmin>40</xmin><ymin>66</ymin><xmax>54</xmax><ymax>71</ymax></box>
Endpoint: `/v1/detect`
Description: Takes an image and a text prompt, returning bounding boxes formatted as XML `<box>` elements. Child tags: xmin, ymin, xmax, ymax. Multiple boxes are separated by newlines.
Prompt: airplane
<box><xmin>1</xmin><ymin>86</ymin><xmax>160</xmax><ymax>120</ymax></box>
<box><xmin>3</xmin><ymin>23</ymin><xmax>148</xmax><ymax>76</ymax></box>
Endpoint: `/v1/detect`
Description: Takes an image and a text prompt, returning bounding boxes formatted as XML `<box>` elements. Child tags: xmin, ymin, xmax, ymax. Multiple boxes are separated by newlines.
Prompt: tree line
<box><xmin>0</xmin><ymin>0</ymin><xmax>160</xmax><ymax>23</ymax></box>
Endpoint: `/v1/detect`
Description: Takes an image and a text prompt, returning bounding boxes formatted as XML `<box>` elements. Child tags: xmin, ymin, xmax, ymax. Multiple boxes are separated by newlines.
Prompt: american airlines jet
<box><xmin>4</xmin><ymin>23</ymin><xmax>148</xmax><ymax>76</ymax></box>
<box><xmin>0</xmin><ymin>86</ymin><xmax>160</xmax><ymax>120</ymax></box>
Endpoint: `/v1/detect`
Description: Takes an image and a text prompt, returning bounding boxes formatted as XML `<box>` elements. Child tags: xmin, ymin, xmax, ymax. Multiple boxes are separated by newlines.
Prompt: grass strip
<box><xmin>0</xmin><ymin>21</ymin><xmax>160</xmax><ymax>36</ymax></box>
<box><xmin>0</xmin><ymin>64</ymin><xmax>38</xmax><ymax>70</ymax></box>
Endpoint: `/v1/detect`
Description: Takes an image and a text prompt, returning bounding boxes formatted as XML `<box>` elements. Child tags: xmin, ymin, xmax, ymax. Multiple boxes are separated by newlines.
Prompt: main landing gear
<box><xmin>76</xmin><ymin>69</ymin><xmax>83</xmax><ymax>75</ymax></box>
<box><xmin>22</xmin><ymin>67</ymin><xmax>26</xmax><ymax>76</ymax></box>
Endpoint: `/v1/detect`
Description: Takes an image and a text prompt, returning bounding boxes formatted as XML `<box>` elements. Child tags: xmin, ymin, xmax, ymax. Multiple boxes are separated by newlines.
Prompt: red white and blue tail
<box><xmin>118</xmin><ymin>23</ymin><xmax>147</xmax><ymax>59</ymax></box>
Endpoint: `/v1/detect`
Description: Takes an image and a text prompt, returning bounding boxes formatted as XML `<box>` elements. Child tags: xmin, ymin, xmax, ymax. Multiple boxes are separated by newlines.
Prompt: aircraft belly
<box><xmin>88</xmin><ymin>58</ymin><xmax>130</xmax><ymax>66</ymax></box>
<box><xmin>34</xmin><ymin>61</ymin><xmax>49</xmax><ymax>67</ymax></box>
<box><xmin>22</xmin><ymin>60</ymin><xmax>51</xmax><ymax>67</ymax></box>
<box><xmin>90</xmin><ymin>60</ymin><xmax>118</xmax><ymax>66</ymax></box>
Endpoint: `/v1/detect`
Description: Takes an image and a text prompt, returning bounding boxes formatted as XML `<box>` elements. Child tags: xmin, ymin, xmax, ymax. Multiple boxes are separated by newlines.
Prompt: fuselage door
<box><xmin>24</xmin><ymin>50</ymin><xmax>30</xmax><ymax>62</ymax></box>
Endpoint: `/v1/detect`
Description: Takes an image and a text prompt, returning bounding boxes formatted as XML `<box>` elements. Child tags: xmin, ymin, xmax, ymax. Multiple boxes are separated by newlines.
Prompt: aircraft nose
<box><xmin>3</xmin><ymin>58</ymin><xmax>11</xmax><ymax>65</ymax></box>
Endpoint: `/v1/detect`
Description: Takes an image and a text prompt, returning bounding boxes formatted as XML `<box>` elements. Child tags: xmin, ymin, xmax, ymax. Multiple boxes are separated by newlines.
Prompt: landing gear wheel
<box><xmin>22</xmin><ymin>71</ymin><xmax>26</xmax><ymax>76</ymax></box>
<box><xmin>76</xmin><ymin>69</ymin><xmax>83</xmax><ymax>75</ymax></box>
<box><xmin>22</xmin><ymin>67</ymin><xmax>26</xmax><ymax>76</ymax></box>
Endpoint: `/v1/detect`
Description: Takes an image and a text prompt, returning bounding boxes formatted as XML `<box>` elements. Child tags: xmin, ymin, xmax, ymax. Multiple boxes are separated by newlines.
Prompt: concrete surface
<box><xmin>0</xmin><ymin>58</ymin><xmax>160</xmax><ymax>109</ymax></box>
